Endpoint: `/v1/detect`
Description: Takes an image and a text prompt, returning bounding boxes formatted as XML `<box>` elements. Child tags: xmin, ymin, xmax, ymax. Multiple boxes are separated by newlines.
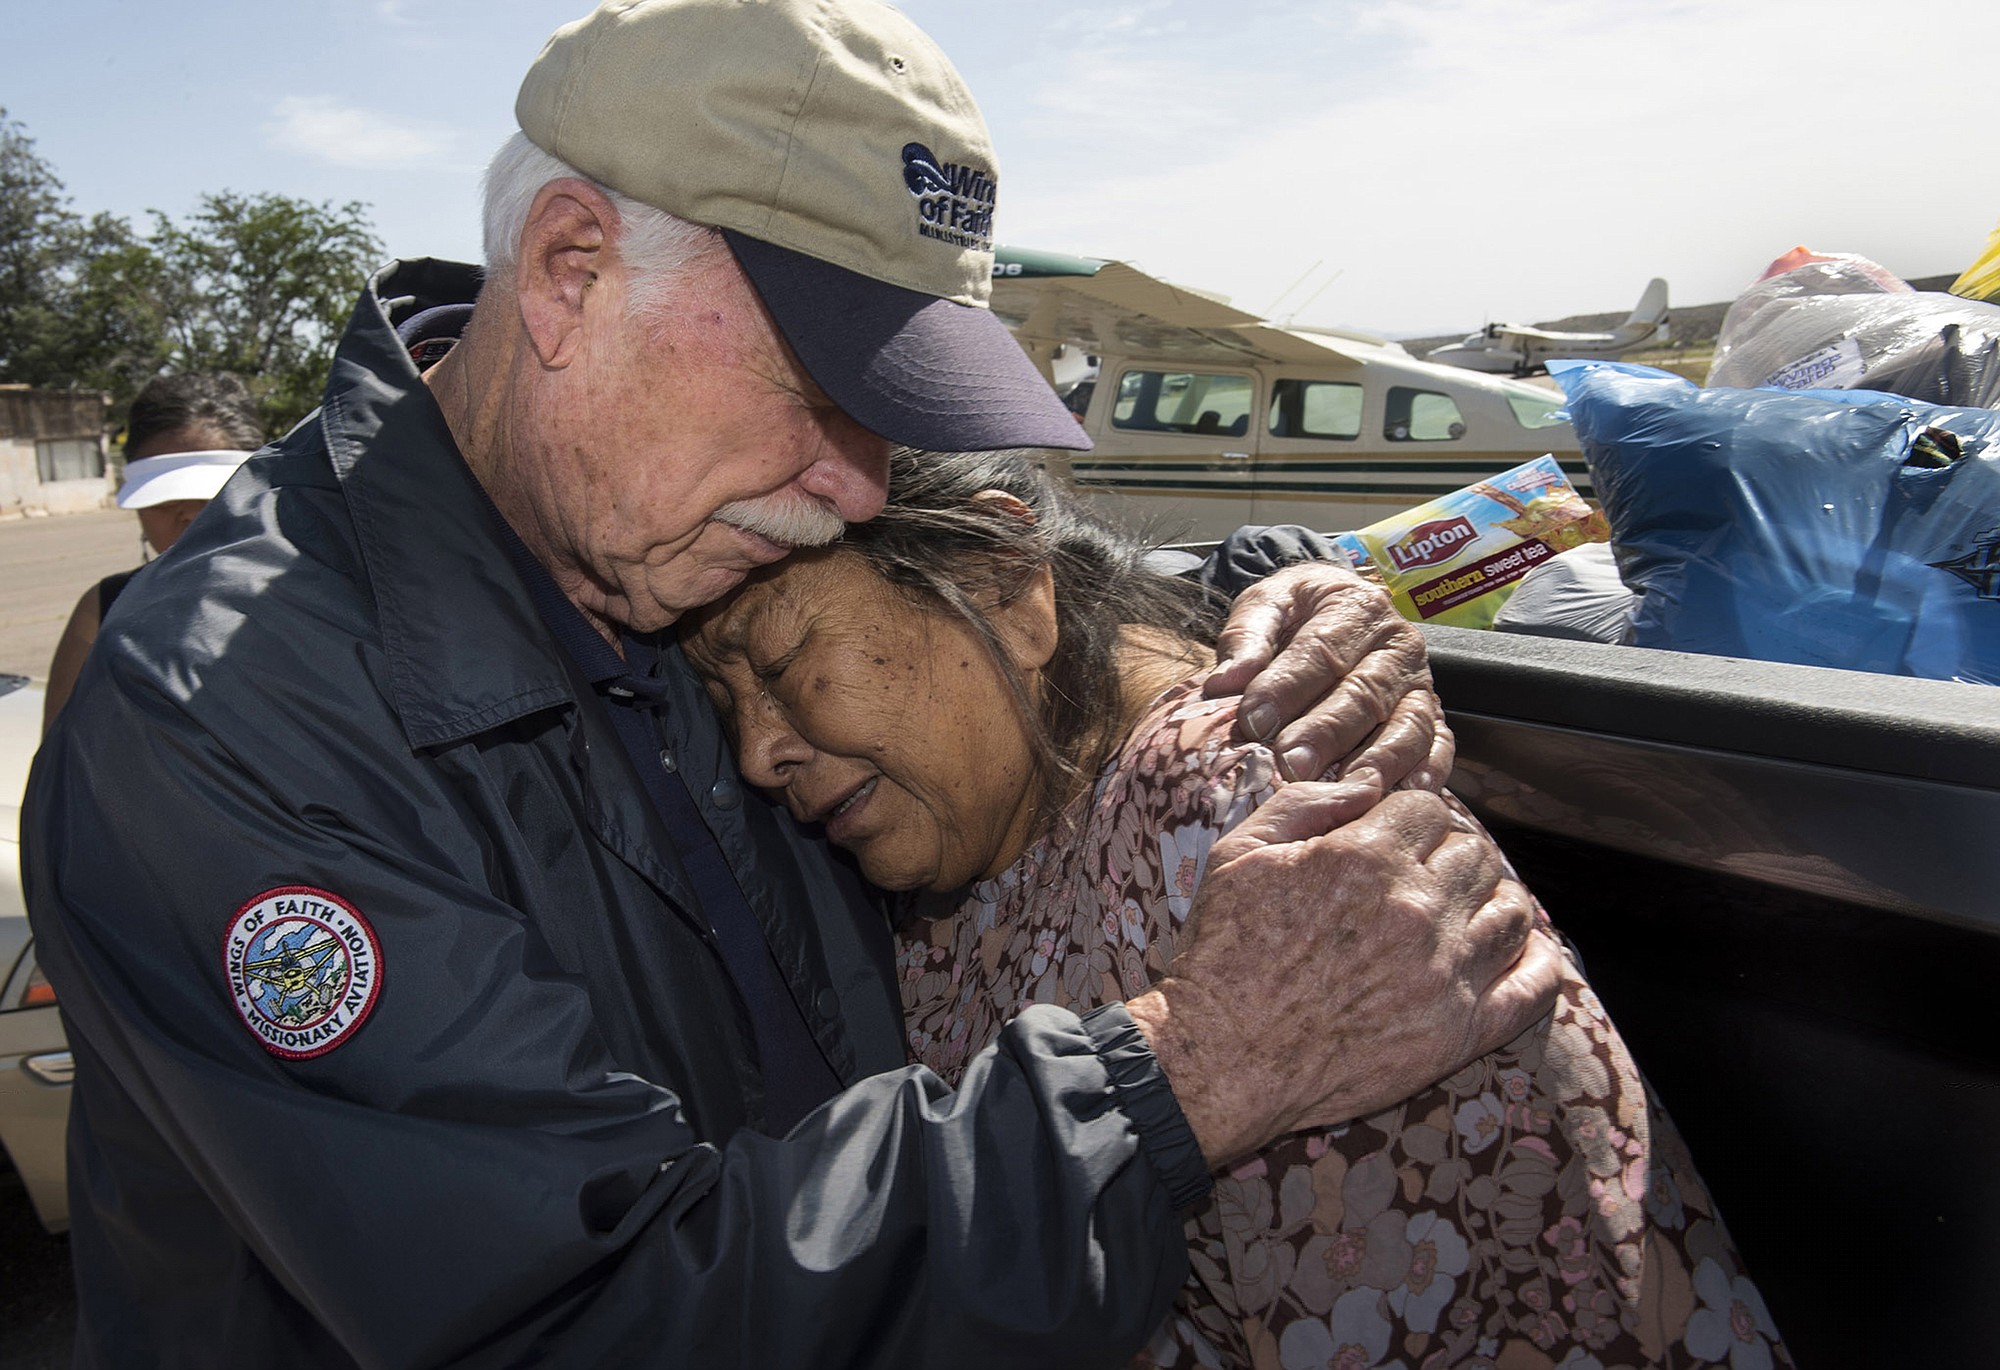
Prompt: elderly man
<box><xmin>26</xmin><ymin>1</ymin><xmax>1557</xmax><ymax>1365</ymax></box>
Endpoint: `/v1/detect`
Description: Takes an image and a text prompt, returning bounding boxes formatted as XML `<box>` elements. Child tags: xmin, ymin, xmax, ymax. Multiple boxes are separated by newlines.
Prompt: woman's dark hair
<box><xmin>125</xmin><ymin>373</ymin><xmax>265</xmax><ymax>454</ymax></box>
<box><xmin>841</xmin><ymin>448</ymin><xmax>1225</xmax><ymax>826</ymax></box>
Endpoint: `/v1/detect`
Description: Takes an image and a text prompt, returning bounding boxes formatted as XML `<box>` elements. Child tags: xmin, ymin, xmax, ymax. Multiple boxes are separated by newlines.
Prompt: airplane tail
<box><xmin>1611</xmin><ymin>278</ymin><xmax>1670</xmax><ymax>345</ymax></box>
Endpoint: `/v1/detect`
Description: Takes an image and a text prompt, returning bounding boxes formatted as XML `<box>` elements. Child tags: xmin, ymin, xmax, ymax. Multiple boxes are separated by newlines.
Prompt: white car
<box><xmin>0</xmin><ymin>674</ymin><xmax>69</xmax><ymax>1233</ymax></box>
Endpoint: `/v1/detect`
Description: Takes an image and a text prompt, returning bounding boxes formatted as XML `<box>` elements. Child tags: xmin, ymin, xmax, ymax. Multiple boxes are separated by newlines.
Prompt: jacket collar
<box><xmin>318</xmin><ymin>258</ymin><xmax>578</xmax><ymax>750</ymax></box>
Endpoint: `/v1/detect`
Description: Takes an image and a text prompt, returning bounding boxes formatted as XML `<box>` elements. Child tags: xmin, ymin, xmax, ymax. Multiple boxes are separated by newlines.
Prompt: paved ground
<box><xmin>0</xmin><ymin>509</ymin><xmax>146</xmax><ymax>682</ymax></box>
<box><xmin>0</xmin><ymin>1169</ymin><xmax>73</xmax><ymax>1370</ymax></box>
<box><xmin>1</xmin><ymin>506</ymin><xmax>132</xmax><ymax>1363</ymax></box>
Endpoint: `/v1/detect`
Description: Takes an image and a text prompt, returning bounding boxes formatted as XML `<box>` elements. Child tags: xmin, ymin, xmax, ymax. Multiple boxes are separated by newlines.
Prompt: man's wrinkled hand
<box><xmin>1204</xmin><ymin>563</ymin><xmax>1452</xmax><ymax>788</ymax></box>
<box><xmin>1125</xmin><ymin>785</ymin><xmax>1560</xmax><ymax>1170</ymax></box>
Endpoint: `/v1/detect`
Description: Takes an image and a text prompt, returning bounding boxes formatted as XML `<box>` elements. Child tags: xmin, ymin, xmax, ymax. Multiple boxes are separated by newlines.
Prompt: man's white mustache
<box><xmin>714</xmin><ymin>494</ymin><xmax>846</xmax><ymax>548</ymax></box>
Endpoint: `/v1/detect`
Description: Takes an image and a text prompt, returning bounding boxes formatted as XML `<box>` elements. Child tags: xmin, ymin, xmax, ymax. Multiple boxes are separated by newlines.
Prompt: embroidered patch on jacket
<box><xmin>223</xmin><ymin>886</ymin><xmax>382</xmax><ymax>1059</ymax></box>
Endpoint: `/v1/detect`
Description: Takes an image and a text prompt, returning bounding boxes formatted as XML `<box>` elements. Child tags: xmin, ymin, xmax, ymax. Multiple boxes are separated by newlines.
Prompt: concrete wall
<box><xmin>0</xmin><ymin>388</ymin><xmax>113</xmax><ymax>518</ymax></box>
<box><xmin>0</xmin><ymin>453</ymin><xmax>111</xmax><ymax>515</ymax></box>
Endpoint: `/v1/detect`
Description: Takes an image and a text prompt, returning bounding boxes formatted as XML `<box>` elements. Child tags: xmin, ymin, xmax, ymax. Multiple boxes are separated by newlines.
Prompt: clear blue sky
<box><xmin>5</xmin><ymin>0</ymin><xmax>1996</xmax><ymax>335</ymax></box>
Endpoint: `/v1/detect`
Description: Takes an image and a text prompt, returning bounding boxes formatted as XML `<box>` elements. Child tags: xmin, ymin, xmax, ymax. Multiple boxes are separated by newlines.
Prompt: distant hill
<box><xmin>1397</xmin><ymin>273</ymin><xmax>1960</xmax><ymax>361</ymax></box>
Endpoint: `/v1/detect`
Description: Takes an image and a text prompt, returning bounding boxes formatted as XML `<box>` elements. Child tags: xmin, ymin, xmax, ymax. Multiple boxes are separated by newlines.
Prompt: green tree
<box><xmin>39</xmin><ymin>212</ymin><xmax>174</xmax><ymax>403</ymax></box>
<box><xmin>150</xmin><ymin>192</ymin><xmax>383</xmax><ymax>432</ymax></box>
<box><xmin>0</xmin><ymin>105</ymin><xmax>81</xmax><ymax>383</ymax></box>
<box><xmin>1</xmin><ymin>110</ymin><xmax>384</xmax><ymax>431</ymax></box>
<box><xmin>0</xmin><ymin>109</ymin><xmax>171</xmax><ymax>408</ymax></box>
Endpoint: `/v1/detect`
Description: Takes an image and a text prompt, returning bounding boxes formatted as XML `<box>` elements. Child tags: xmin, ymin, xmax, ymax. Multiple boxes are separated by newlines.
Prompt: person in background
<box><xmin>41</xmin><ymin>373</ymin><xmax>264</xmax><ymax>732</ymax></box>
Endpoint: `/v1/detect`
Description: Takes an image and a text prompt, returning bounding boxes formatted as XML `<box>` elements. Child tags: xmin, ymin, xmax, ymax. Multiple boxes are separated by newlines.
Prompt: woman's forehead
<box><xmin>701</xmin><ymin>549</ymin><xmax>858</xmax><ymax>650</ymax></box>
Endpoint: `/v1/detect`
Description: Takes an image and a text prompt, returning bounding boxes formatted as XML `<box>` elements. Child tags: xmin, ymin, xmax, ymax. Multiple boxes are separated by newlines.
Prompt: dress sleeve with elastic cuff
<box><xmin>1081</xmin><ymin>1002</ymin><xmax>1213</xmax><ymax>1211</ymax></box>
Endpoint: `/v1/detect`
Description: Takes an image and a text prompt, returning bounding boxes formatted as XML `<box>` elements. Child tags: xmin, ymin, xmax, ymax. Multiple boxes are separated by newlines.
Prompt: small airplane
<box><xmin>986</xmin><ymin>246</ymin><xmax>1589</xmax><ymax>541</ymax></box>
<box><xmin>242</xmin><ymin>933</ymin><xmax>346</xmax><ymax>1022</ymax></box>
<box><xmin>1426</xmin><ymin>278</ymin><xmax>1670</xmax><ymax>377</ymax></box>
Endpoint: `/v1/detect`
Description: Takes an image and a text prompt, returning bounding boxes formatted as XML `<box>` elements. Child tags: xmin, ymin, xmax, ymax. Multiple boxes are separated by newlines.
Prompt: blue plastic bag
<box><xmin>1550</xmin><ymin>361</ymin><xmax>2000</xmax><ymax>684</ymax></box>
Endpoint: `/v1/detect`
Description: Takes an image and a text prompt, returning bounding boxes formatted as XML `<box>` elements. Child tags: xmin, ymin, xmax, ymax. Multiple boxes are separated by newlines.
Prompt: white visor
<box><xmin>115</xmin><ymin>450</ymin><xmax>255</xmax><ymax>509</ymax></box>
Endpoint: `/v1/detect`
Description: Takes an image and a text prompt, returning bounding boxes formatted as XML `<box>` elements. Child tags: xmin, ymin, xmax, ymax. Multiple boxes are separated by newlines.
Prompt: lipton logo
<box><xmin>902</xmin><ymin>142</ymin><xmax>996</xmax><ymax>252</ymax></box>
<box><xmin>1387</xmin><ymin>517</ymin><xmax>1477</xmax><ymax>571</ymax></box>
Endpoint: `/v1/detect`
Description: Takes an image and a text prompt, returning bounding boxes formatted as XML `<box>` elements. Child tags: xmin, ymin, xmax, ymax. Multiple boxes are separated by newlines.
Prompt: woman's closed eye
<box><xmin>747</xmin><ymin>635</ymin><xmax>809</xmax><ymax>693</ymax></box>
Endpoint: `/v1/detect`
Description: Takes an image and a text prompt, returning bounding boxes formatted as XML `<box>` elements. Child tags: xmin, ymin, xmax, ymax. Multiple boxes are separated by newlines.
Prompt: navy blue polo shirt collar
<box><xmin>482</xmin><ymin>501</ymin><xmax>674</xmax><ymax>706</ymax></box>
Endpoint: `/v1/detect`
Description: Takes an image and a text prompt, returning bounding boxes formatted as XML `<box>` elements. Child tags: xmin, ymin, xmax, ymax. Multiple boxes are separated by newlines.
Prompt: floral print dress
<box><xmin>897</xmin><ymin>676</ymin><xmax>1792</xmax><ymax>1370</ymax></box>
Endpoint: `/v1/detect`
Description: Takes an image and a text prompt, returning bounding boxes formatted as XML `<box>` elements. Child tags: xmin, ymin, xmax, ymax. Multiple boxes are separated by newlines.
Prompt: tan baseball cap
<box><xmin>517</xmin><ymin>0</ymin><xmax>1090</xmax><ymax>452</ymax></box>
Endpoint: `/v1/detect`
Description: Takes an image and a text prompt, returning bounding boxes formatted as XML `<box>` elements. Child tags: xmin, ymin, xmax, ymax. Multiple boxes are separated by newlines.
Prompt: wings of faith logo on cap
<box><xmin>223</xmin><ymin>887</ymin><xmax>382</xmax><ymax>1059</ymax></box>
<box><xmin>903</xmin><ymin>142</ymin><xmax>996</xmax><ymax>251</ymax></box>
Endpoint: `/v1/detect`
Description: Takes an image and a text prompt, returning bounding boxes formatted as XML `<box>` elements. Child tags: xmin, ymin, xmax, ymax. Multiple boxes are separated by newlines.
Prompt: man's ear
<box><xmin>991</xmin><ymin>563</ymin><xmax>1058</xmax><ymax>673</ymax></box>
<box><xmin>513</xmin><ymin>178</ymin><xmax>616</xmax><ymax>369</ymax></box>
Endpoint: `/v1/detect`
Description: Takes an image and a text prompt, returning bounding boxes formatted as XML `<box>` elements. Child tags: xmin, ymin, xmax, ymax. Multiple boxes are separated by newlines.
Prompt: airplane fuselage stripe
<box><xmin>1065</xmin><ymin>457</ymin><xmax>1593</xmax><ymax>498</ymax></box>
<box><xmin>1073</xmin><ymin>460</ymin><xmax>1591</xmax><ymax>476</ymax></box>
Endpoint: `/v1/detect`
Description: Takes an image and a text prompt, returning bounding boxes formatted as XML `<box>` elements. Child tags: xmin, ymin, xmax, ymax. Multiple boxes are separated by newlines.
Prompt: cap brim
<box><xmin>723</xmin><ymin>230</ymin><xmax>1091</xmax><ymax>454</ymax></box>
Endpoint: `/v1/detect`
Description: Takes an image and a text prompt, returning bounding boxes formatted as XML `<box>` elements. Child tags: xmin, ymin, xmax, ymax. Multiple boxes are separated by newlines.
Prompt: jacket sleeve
<box><xmin>25</xmin><ymin>650</ymin><xmax>1205</xmax><ymax>1370</ymax></box>
<box><xmin>1192</xmin><ymin>524</ymin><xmax>1351</xmax><ymax>598</ymax></box>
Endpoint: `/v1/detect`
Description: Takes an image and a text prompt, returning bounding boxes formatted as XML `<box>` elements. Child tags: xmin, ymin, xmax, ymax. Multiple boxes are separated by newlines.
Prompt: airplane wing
<box><xmin>1518</xmin><ymin>277</ymin><xmax>1670</xmax><ymax>349</ymax></box>
<box><xmin>990</xmin><ymin>249</ymin><xmax>1382</xmax><ymax>370</ymax></box>
<box><xmin>241</xmin><ymin>936</ymin><xmax>342</xmax><ymax>976</ymax></box>
<box><xmin>1427</xmin><ymin>278</ymin><xmax>1669</xmax><ymax>374</ymax></box>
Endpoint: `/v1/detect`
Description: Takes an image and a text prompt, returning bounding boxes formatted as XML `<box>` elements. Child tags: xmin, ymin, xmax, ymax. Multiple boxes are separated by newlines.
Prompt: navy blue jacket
<box><xmin>24</xmin><ymin>260</ymin><xmax>1206</xmax><ymax>1368</ymax></box>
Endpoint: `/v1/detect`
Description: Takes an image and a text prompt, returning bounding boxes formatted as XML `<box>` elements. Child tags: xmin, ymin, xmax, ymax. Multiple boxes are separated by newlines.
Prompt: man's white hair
<box><xmin>481</xmin><ymin>131</ymin><xmax>722</xmax><ymax>317</ymax></box>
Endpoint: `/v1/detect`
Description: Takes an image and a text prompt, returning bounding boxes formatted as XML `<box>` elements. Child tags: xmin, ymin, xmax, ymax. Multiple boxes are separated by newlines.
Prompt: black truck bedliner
<box><xmin>1427</xmin><ymin>625</ymin><xmax>2000</xmax><ymax>1370</ymax></box>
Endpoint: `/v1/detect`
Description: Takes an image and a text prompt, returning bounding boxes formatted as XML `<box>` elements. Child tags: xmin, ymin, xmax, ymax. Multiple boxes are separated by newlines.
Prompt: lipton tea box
<box><xmin>1344</xmin><ymin>455</ymin><xmax>1609</xmax><ymax>629</ymax></box>
<box><xmin>1329</xmin><ymin>532</ymin><xmax>1382</xmax><ymax>584</ymax></box>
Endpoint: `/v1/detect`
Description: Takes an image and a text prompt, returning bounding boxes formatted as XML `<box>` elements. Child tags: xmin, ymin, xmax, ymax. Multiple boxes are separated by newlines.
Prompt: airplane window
<box><xmin>1385</xmin><ymin>387</ymin><xmax>1465</xmax><ymax>442</ymax></box>
<box><xmin>1268</xmin><ymin>380</ymin><xmax>1362</xmax><ymax>440</ymax></box>
<box><xmin>1112</xmin><ymin>369</ymin><xmax>1253</xmax><ymax>436</ymax></box>
<box><xmin>1112</xmin><ymin>371</ymin><xmax>1162</xmax><ymax>429</ymax></box>
<box><xmin>1502</xmin><ymin>382</ymin><xmax>1569</xmax><ymax>430</ymax></box>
